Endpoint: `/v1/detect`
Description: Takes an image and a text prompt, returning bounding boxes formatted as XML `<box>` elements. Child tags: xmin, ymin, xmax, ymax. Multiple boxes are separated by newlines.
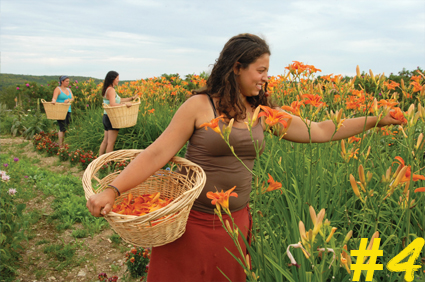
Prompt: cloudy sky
<box><xmin>1</xmin><ymin>0</ymin><xmax>424</xmax><ymax>80</ymax></box>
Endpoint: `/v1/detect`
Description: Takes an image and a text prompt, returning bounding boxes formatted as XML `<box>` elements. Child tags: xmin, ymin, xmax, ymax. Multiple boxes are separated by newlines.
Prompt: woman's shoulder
<box><xmin>105</xmin><ymin>87</ymin><xmax>115</xmax><ymax>96</ymax></box>
<box><xmin>184</xmin><ymin>94</ymin><xmax>211</xmax><ymax>110</ymax></box>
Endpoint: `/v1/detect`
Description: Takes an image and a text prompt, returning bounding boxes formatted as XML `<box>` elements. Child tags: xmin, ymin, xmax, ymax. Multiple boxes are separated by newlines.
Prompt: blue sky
<box><xmin>1</xmin><ymin>0</ymin><xmax>424</xmax><ymax>80</ymax></box>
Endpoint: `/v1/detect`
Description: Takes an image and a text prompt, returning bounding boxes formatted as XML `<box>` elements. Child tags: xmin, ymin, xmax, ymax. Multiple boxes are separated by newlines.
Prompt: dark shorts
<box><xmin>103</xmin><ymin>114</ymin><xmax>119</xmax><ymax>131</ymax></box>
<box><xmin>57</xmin><ymin>112</ymin><xmax>71</xmax><ymax>132</ymax></box>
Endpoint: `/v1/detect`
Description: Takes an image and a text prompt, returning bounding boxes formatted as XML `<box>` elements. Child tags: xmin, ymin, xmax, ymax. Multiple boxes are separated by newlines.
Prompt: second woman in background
<box><xmin>99</xmin><ymin>71</ymin><xmax>137</xmax><ymax>155</ymax></box>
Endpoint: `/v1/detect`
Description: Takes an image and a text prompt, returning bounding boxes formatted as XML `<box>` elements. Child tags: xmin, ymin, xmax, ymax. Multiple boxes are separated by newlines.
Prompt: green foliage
<box><xmin>71</xmin><ymin>229</ymin><xmax>89</xmax><ymax>238</ymax></box>
<box><xmin>5</xmin><ymin>105</ymin><xmax>53</xmax><ymax>139</ymax></box>
<box><xmin>35</xmin><ymin>239</ymin><xmax>50</xmax><ymax>246</ymax></box>
<box><xmin>109</xmin><ymin>233</ymin><xmax>122</xmax><ymax>245</ymax></box>
<box><xmin>43</xmin><ymin>242</ymin><xmax>76</xmax><ymax>261</ymax></box>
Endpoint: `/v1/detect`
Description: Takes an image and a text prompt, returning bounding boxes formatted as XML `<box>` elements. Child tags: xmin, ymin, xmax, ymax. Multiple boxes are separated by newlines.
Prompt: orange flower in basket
<box><xmin>390</xmin><ymin>108</ymin><xmax>407</xmax><ymax>124</ymax></box>
<box><xmin>112</xmin><ymin>192</ymin><xmax>173</xmax><ymax>216</ymax></box>
<box><xmin>206</xmin><ymin>186</ymin><xmax>238</xmax><ymax>210</ymax></box>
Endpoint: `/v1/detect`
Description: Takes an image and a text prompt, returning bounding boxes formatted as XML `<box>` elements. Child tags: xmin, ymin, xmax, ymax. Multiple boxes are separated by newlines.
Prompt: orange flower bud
<box><xmin>326</xmin><ymin>227</ymin><xmax>337</xmax><ymax>243</ymax></box>
<box><xmin>344</xmin><ymin>230</ymin><xmax>353</xmax><ymax>245</ymax></box>
<box><xmin>245</xmin><ymin>254</ymin><xmax>250</xmax><ymax>269</ymax></box>
<box><xmin>415</xmin><ymin>133</ymin><xmax>423</xmax><ymax>150</ymax></box>
<box><xmin>350</xmin><ymin>174</ymin><xmax>361</xmax><ymax>198</ymax></box>
<box><xmin>358</xmin><ymin>165</ymin><xmax>366</xmax><ymax>185</ymax></box>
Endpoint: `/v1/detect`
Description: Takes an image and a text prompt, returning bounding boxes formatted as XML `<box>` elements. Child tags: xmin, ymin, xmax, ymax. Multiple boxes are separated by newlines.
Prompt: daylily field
<box><xmin>1</xmin><ymin>62</ymin><xmax>425</xmax><ymax>282</ymax></box>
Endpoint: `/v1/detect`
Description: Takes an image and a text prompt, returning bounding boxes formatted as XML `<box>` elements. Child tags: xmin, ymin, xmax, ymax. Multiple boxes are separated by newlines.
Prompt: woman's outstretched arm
<box><xmin>280</xmin><ymin>111</ymin><xmax>403</xmax><ymax>143</ymax></box>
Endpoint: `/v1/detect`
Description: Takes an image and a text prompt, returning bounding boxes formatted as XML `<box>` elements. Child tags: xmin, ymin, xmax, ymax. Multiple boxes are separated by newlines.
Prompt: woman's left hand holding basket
<box><xmin>87</xmin><ymin>188</ymin><xmax>116</xmax><ymax>217</ymax></box>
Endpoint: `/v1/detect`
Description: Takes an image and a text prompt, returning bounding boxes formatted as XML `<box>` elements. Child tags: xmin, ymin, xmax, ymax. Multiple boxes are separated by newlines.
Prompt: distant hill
<box><xmin>0</xmin><ymin>73</ymin><xmax>104</xmax><ymax>90</ymax></box>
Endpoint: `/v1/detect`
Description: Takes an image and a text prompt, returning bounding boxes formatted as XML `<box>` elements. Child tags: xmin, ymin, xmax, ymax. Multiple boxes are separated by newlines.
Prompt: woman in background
<box><xmin>99</xmin><ymin>71</ymin><xmax>137</xmax><ymax>155</ymax></box>
<box><xmin>52</xmin><ymin>75</ymin><xmax>73</xmax><ymax>147</ymax></box>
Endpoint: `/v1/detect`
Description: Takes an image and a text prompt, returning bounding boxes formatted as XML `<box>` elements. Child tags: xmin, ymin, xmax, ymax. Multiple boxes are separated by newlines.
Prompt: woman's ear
<box><xmin>233</xmin><ymin>62</ymin><xmax>241</xmax><ymax>75</ymax></box>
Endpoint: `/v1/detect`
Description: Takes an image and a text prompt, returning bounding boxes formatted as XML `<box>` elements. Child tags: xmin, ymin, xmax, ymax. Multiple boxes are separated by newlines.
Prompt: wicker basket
<box><xmin>103</xmin><ymin>97</ymin><xmax>141</xmax><ymax>128</ymax></box>
<box><xmin>41</xmin><ymin>99</ymin><xmax>71</xmax><ymax>120</ymax></box>
<box><xmin>82</xmin><ymin>149</ymin><xmax>206</xmax><ymax>247</ymax></box>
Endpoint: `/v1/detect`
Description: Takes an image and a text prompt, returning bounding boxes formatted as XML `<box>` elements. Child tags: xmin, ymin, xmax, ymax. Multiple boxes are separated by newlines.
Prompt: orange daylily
<box><xmin>410</xmin><ymin>75</ymin><xmax>421</xmax><ymax>83</ymax></box>
<box><xmin>414</xmin><ymin>187</ymin><xmax>425</xmax><ymax>193</ymax></box>
<box><xmin>348</xmin><ymin>136</ymin><xmax>361</xmax><ymax>143</ymax></box>
<box><xmin>285</xmin><ymin>61</ymin><xmax>321</xmax><ymax>75</ymax></box>
<box><xmin>377</xmin><ymin>99</ymin><xmax>398</xmax><ymax>109</ymax></box>
<box><xmin>383</xmin><ymin>80</ymin><xmax>399</xmax><ymax>90</ymax></box>
<box><xmin>302</xmin><ymin>94</ymin><xmax>326</xmax><ymax>107</ymax></box>
<box><xmin>285</xmin><ymin>61</ymin><xmax>307</xmax><ymax>75</ymax></box>
<box><xmin>206</xmin><ymin>186</ymin><xmax>238</xmax><ymax>210</ymax></box>
<box><xmin>258</xmin><ymin>105</ymin><xmax>292</xmax><ymax>128</ymax></box>
<box><xmin>199</xmin><ymin>115</ymin><xmax>225</xmax><ymax>135</ymax></box>
<box><xmin>148</xmin><ymin>108</ymin><xmax>155</xmax><ymax>114</ymax></box>
<box><xmin>263</xmin><ymin>174</ymin><xmax>283</xmax><ymax>194</ymax></box>
<box><xmin>410</xmin><ymin>81</ymin><xmax>423</xmax><ymax>92</ymax></box>
<box><xmin>390</xmin><ymin>108</ymin><xmax>407</xmax><ymax>124</ymax></box>
<box><xmin>394</xmin><ymin>156</ymin><xmax>425</xmax><ymax>183</ymax></box>
<box><xmin>281</xmin><ymin>100</ymin><xmax>304</xmax><ymax>117</ymax></box>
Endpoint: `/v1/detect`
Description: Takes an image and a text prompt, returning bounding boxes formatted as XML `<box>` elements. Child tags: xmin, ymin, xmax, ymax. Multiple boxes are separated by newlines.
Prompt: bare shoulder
<box><xmin>105</xmin><ymin>87</ymin><xmax>116</xmax><ymax>99</ymax></box>
<box><xmin>180</xmin><ymin>94</ymin><xmax>214</xmax><ymax>126</ymax></box>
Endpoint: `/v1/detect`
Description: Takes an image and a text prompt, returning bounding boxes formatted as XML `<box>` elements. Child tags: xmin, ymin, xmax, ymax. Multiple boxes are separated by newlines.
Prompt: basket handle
<box><xmin>41</xmin><ymin>99</ymin><xmax>47</xmax><ymax>103</ymax></box>
<box><xmin>133</xmin><ymin>97</ymin><xmax>141</xmax><ymax>103</ymax></box>
<box><xmin>102</xmin><ymin>103</ymin><xmax>111</xmax><ymax>108</ymax></box>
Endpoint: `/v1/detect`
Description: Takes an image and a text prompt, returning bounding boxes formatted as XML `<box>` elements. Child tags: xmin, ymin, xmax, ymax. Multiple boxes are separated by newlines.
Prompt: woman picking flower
<box><xmin>87</xmin><ymin>34</ymin><xmax>402</xmax><ymax>282</ymax></box>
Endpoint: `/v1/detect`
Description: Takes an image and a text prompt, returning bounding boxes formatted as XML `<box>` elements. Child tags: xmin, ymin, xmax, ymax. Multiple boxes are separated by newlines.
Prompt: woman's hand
<box><xmin>64</xmin><ymin>99</ymin><xmax>70</xmax><ymax>103</ymax></box>
<box><xmin>86</xmin><ymin>188</ymin><xmax>116</xmax><ymax>217</ymax></box>
<box><xmin>377</xmin><ymin>111</ymin><xmax>404</xmax><ymax>127</ymax></box>
<box><xmin>126</xmin><ymin>103</ymin><xmax>132</xmax><ymax>107</ymax></box>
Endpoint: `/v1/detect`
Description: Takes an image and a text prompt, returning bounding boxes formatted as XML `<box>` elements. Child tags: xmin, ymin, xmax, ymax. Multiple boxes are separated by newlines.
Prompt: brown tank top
<box><xmin>185</xmin><ymin>95</ymin><xmax>265</xmax><ymax>214</ymax></box>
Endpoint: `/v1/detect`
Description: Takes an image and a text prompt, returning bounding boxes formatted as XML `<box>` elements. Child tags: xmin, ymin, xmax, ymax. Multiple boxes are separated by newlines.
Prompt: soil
<box><xmin>0</xmin><ymin>136</ymin><xmax>140</xmax><ymax>282</ymax></box>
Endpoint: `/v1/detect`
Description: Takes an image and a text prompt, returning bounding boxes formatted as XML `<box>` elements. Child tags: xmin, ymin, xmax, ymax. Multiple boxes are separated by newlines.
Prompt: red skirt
<box><xmin>147</xmin><ymin>206</ymin><xmax>252</xmax><ymax>282</ymax></box>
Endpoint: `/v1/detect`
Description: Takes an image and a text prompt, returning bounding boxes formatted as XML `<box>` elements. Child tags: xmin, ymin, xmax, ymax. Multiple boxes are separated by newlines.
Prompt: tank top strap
<box><xmin>207</xmin><ymin>95</ymin><xmax>218</xmax><ymax>118</ymax></box>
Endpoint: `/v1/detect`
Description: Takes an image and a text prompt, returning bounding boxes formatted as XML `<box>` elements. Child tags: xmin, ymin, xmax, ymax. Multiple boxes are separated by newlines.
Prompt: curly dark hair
<box><xmin>193</xmin><ymin>33</ymin><xmax>274</xmax><ymax>121</ymax></box>
<box><xmin>101</xmin><ymin>71</ymin><xmax>119</xmax><ymax>97</ymax></box>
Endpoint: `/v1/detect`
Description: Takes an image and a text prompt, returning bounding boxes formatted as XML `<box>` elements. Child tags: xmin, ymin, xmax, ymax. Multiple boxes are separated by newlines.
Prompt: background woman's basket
<box><xmin>41</xmin><ymin>99</ymin><xmax>70</xmax><ymax>120</ymax></box>
<box><xmin>103</xmin><ymin>97</ymin><xmax>141</xmax><ymax>128</ymax></box>
<box><xmin>82</xmin><ymin>149</ymin><xmax>206</xmax><ymax>247</ymax></box>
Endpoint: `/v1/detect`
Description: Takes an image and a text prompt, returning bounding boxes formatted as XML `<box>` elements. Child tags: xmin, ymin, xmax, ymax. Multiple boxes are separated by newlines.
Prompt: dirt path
<box><xmin>1</xmin><ymin>136</ymin><xmax>139</xmax><ymax>282</ymax></box>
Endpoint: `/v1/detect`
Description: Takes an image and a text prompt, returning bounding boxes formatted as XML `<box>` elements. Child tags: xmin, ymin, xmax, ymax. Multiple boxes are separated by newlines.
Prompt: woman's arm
<box><xmin>120</xmin><ymin>95</ymin><xmax>137</xmax><ymax>102</ymax></box>
<box><xmin>106</xmin><ymin>88</ymin><xmax>132</xmax><ymax>107</ymax></box>
<box><xmin>51</xmin><ymin>87</ymin><xmax>60</xmax><ymax>104</ymax></box>
<box><xmin>87</xmin><ymin>95</ymin><xmax>207</xmax><ymax>217</ymax></box>
<box><xmin>279</xmin><ymin>110</ymin><xmax>403</xmax><ymax>143</ymax></box>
